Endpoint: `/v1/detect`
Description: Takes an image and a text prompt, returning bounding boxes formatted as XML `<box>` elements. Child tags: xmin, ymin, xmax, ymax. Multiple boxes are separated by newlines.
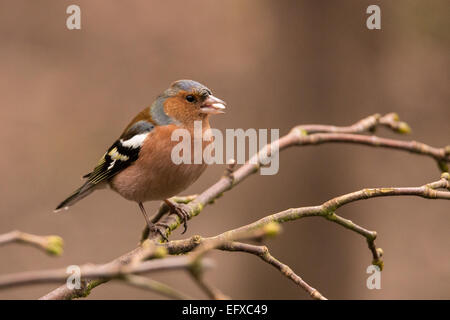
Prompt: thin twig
<box><xmin>121</xmin><ymin>274</ymin><xmax>192</xmax><ymax>300</ymax></box>
<box><xmin>220</xmin><ymin>242</ymin><xmax>326</xmax><ymax>300</ymax></box>
<box><xmin>188</xmin><ymin>269</ymin><xmax>230</xmax><ymax>300</ymax></box>
<box><xmin>1</xmin><ymin>221</ymin><xmax>278</xmax><ymax>291</ymax></box>
<box><xmin>165</xmin><ymin>174</ymin><xmax>450</xmax><ymax>276</ymax></box>
<box><xmin>0</xmin><ymin>255</ymin><xmax>214</xmax><ymax>290</ymax></box>
<box><xmin>0</xmin><ymin>231</ymin><xmax>63</xmax><ymax>256</ymax></box>
<box><xmin>297</xmin><ymin>113</ymin><xmax>411</xmax><ymax>135</ymax></box>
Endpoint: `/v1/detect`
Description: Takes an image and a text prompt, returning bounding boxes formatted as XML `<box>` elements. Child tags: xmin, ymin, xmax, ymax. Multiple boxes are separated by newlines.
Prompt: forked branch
<box><xmin>0</xmin><ymin>113</ymin><xmax>447</xmax><ymax>300</ymax></box>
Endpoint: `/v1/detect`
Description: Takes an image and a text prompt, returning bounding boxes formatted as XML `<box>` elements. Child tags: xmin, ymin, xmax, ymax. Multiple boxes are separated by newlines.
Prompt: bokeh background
<box><xmin>0</xmin><ymin>0</ymin><xmax>449</xmax><ymax>299</ymax></box>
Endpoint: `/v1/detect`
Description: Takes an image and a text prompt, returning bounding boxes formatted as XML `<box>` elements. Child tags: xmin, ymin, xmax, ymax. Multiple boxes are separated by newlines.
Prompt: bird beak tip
<box><xmin>200</xmin><ymin>95</ymin><xmax>227</xmax><ymax>114</ymax></box>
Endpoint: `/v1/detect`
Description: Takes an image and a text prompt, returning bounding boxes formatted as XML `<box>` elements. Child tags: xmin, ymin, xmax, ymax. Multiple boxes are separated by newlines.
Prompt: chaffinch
<box><xmin>56</xmin><ymin>80</ymin><xmax>226</xmax><ymax>238</ymax></box>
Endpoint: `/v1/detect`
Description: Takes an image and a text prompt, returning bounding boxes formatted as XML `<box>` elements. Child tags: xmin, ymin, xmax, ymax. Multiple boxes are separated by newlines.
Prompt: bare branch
<box><xmin>149</xmin><ymin>114</ymin><xmax>448</xmax><ymax>245</ymax></box>
<box><xmin>121</xmin><ymin>274</ymin><xmax>192</xmax><ymax>300</ymax></box>
<box><xmin>1</xmin><ymin>219</ymin><xmax>277</xmax><ymax>292</ymax></box>
<box><xmin>0</xmin><ymin>231</ymin><xmax>63</xmax><ymax>256</ymax></box>
<box><xmin>188</xmin><ymin>268</ymin><xmax>230</xmax><ymax>300</ymax></box>
<box><xmin>34</xmin><ymin>114</ymin><xmax>449</xmax><ymax>299</ymax></box>
<box><xmin>297</xmin><ymin>113</ymin><xmax>411</xmax><ymax>135</ymax></box>
<box><xmin>0</xmin><ymin>255</ymin><xmax>214</xmax><ymax>290</ymax></box>
<box><xmin>164</xmin><ymin>174</ymin><xmax>450</xmax><ymax>271</ymax></box>
<box><xmin>28</xmin><ymin>175</ymin><xmax>450</xmax><ymax>299</ymax></box>
<box><xmin>220</xmin><ymin>242</ymin><xmax>326</xmax><ymax>300</ymax></box>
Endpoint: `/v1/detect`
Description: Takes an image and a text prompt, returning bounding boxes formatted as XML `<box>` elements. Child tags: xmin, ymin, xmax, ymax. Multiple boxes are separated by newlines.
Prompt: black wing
<box><xmin>55</xmin><ymin>120</ymin><xmax>154</xmax><ymax>210</ymax></box>
<box><xmin>83</xmin><ymin>120</ymin><xmax>155</xmax><ymax>185</ymax></box>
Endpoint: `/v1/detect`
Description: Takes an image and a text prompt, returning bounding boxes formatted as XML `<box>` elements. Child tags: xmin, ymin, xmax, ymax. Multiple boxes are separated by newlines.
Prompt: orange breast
<box><xmin>110</xmin><ymin>124</ymin><xmax>211</xmax><ymax>202</ymax></box>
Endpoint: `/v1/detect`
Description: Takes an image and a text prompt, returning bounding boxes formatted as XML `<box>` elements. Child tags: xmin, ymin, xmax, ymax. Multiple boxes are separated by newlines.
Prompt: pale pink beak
<box><xmin>200</xmin><ymin>95</ymin><xmax>226</xmax><ymax>114</ymax></box>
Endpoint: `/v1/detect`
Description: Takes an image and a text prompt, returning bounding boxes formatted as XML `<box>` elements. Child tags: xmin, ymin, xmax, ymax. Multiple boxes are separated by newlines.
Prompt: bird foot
<box><xmin>165</xmin><ymin>200</ymin><xmax>190</xmax><ymax>234</ymax></box>
<box><xmin>147</xmin><ymin>222</ymin><xmax>170</xmax><ymax>242</ymax></box>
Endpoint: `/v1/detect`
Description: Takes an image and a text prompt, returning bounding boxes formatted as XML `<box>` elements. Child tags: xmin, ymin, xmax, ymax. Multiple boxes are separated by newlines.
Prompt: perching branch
<box><xmin>0</xmin><ymin>113</ymin><xmax>448</xmax><ymax>299</ymax></box>
<box><xmin>40</xmin><ymin>113</ymin><xmax>450</xmax><ymax>299</ymax></box>
<box><xmin>146</xmin><ymin>113</ymin><xmax>449</xmax><ymax>243</ymax></box>
<box><xmin>1</xmin><ymin>174</ymin><xmax>446</xmax><ymax>299</ymax></box>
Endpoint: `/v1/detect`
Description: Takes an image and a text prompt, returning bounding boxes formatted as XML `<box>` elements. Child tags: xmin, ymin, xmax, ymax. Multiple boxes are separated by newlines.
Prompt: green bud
<box><xmin>45</xmin><ymin>236</ymin><xmax>64</xmax><ymax>256</ymax></box>
<box><xmin>397</xmin><ymin>122</ymin><xmax>411</xmax><ymax>134</ymax></box>
<box><xmin>263</xmin><ymin>222</ymin><xmax>282</xmax><ymax>237</ymax></box>
<box><xmin>291</xmin><ymin>127</ymin><xmax>308</xmax><ymax>139</ymax></box>
<box><xmin>376</xmin><ymin>247</ymin><xmax>384</xmax><ymax>257</ymax></box>
<box><xmin>372</xmin><ymin>259</ymin><xmax>384</xmax><ymax>271</ymax></box>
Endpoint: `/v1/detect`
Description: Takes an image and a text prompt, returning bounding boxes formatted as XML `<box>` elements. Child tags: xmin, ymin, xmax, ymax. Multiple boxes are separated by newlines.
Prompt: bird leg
<box><xmin>138</xmin><ymin>202</ymin><xmax>169</xmax><ymax>241</ymax></box>
<box><xmin>164</xmin><ymin>199</ymin><xmax>190</xmax><ymax>234</ymax></box>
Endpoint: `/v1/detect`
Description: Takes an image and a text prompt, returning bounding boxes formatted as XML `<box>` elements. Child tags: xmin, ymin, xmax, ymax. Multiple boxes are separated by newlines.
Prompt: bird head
<box><xmin>151</xmin><ymin>80</ymin><xmax>226</xmax><ymax>126</ymax></box>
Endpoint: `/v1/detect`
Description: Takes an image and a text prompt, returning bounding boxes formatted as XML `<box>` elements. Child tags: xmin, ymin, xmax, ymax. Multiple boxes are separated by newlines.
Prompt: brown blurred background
<box><xmin>0</xmin><ymin>0</ymin><xmax>449</xmax><ymax>299</ymax></box>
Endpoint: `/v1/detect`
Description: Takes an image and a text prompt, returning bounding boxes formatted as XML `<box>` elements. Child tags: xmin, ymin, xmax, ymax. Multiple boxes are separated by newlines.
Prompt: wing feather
<box><xmin>55</xmin><ymin>120</ymin><xmax>154</xmax><ymax>211</ymax></box>
<box><xmin>85</xmin><ymin>121</ymin><xmax>154</xmax><ymax>186</ymax></box>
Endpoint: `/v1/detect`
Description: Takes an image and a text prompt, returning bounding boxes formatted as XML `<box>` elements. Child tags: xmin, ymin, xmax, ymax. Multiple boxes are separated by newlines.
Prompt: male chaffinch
<box><xmin>55</xmin><ymin>80</ymin><xmax>226</xmax><ymax>238</ymax></box>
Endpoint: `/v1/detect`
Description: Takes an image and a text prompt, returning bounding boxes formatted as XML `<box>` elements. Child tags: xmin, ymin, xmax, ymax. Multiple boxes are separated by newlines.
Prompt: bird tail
<box><xmin>54</xmin><ymin>182</ymin><xmax>96</xmax><ymax>212</ymax></box>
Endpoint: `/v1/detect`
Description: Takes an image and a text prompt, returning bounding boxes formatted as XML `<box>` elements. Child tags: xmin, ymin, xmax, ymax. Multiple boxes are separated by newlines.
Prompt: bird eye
<box><xmin>186</xmin><ymin>95</ymin><xmax>196</xmax><ymax>103</ymax></box>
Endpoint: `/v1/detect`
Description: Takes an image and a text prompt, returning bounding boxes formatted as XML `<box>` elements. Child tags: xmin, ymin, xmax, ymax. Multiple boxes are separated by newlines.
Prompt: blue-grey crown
<box><xmin>171</xmin><ymin>79</ymin><xmax>212</xmax><ymax>96</ymax></box>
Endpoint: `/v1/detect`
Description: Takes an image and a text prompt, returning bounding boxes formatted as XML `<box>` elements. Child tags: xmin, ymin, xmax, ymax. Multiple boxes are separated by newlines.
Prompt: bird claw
<box><xmin>166</xmin><ymin>202</ymin><xmax>190</xmax><ymax>234</ymax></box>
<box><xmin>147</xmin><ymin>222</ymin><xmax>169</xmax><ymax>242</ymax></box>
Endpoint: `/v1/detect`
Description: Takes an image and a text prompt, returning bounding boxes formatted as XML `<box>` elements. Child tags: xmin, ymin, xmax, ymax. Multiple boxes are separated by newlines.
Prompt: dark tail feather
<box><xmin>54</xmin><ymin>183</ymin><xmax>96</xmax><ymax>212</ymax></box>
